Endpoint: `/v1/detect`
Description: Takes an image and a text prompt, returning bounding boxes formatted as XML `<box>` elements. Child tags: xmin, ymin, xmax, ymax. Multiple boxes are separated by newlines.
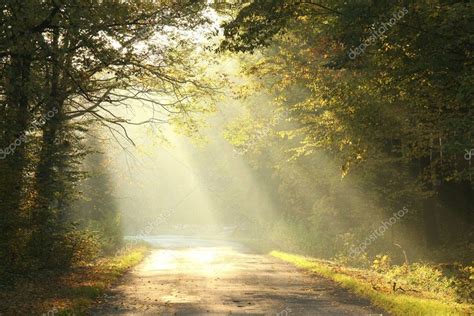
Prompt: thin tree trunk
<box><xmin>422</xmin><ymin>196</ymin><xmax>440</xmax><ymax>248</ymax></box>
<box><xmin>30</xmin><ymin>30</ymin><xmax>63</xmax><ymax>267</ymax></box>
<box><xmin>0</xmin><ymin>53</ymin><xmax>32</xmax><ymax>272</ymax></box>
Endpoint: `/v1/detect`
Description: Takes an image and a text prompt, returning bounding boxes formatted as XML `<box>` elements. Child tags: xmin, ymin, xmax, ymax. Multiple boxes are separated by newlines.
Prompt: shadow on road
<box><xmin>91</xmin><ymin>235</ymin><xmax>385</xmax><ymax>315</ymax></box>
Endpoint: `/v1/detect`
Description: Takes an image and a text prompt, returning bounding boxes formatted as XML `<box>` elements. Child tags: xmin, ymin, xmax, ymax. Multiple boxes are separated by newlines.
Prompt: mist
<box><xmin>1</xmin><ymin>1</ymin><xmax>472</xmax><ymax>314</ymax></box>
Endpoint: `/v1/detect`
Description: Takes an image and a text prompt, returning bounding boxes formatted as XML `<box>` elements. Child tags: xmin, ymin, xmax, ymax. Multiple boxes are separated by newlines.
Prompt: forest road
<box><xmin>91</xmin><ymin>236</ymin><xmax>386</xmax><ymax>315</ymax></box>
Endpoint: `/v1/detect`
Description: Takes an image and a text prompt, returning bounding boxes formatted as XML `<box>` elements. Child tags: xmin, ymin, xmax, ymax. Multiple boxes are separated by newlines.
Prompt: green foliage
<box><xmin>372</xmin><ymin>254</ymin><xmax>392</xmax><ymax>273</ymax></box>
<box><xmin>221</xmin><ymin>0</ymin><xmax>473</xmax><ymax>263</ymax></box>
<box><xmin>272</xmin><ymin>251</ymin><xmax>473</xmax><ymax>315</ymax></box>
<box><xmin>452</xmin><ymin>266</ymin><xmax>474</xmax><ymax>303</ymax></box>
<box><xmin>66</xmin><ymin>230</ymin><xmax>101</xmax><ymax>267</ymax></box>
<box><xmin>385</xmin><ymin>263</ymin><xmax>457</xmax><ymax>300</ymax></box>
<box><xmin>0</xmin><ymin>0</ymin><xmax>211</xmax><ymax>275</ymax></box>
<box><xmin>28</xmin><ymin>228</ymin><xmax>101</xmax><ymax>270</ymax></box>
<box><xmin>70</xmin><ymin>133</ymin><xmax>123</xmax><ymax>255</ymax></box>
<box><xmin>220</xmin><ymin>0</ymin><xmax>296</xmax><ymax>52</ymax></box>
<box><xmin>371</xmin><ymin>254</ymin><xmax>472</xmax><ymax>304</ymax></box>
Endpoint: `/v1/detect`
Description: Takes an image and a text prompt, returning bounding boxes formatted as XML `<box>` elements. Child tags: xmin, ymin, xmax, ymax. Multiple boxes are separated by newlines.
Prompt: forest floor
<box><xmin>0</xmin><ymin>247</ymin><xmax>148</xmax><ymax>315</ymax></box>
<box><xmin>90</xmin><ymin>236</ymin><xmax>384</xmax><ymax>315</ymax></box>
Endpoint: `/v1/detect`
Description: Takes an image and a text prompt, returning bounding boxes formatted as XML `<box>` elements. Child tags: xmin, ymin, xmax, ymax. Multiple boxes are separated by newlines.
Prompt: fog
<box><xmin>2</xmin><ymin>2</ymin><xmax>471</xmax><ymax>314</ymax></box>
<box><xmin>101</xmin><ymin>55</ymin><xmax>271</xmax><ymax>236</ymax></box>
<box><xmin>85</xmin><ymin>5</ymin><xmax>470</xmax><ymax>265</ymax></box>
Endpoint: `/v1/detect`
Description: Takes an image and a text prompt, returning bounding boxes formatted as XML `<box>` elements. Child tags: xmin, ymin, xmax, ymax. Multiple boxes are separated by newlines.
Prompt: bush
<box><xmin>67</xmin><ymin>229</ymin><xmax>101</xmax><ymax>266</ymax></box>
<box><xmin>44</xmin><ymin>229</ymin><xmax>101</xmax><ymax>269</ymax></box>
<box><xmin>450</xmin><ymin>265</ymin><xmax>474</xmax><ymax>303</ymax></box>
<box><xmin>385</xmin><ymin>262</ymin><xmax>457</xmax><ymax>300</ymax></box>
<box><xmin>372</xmin><ymin>254</ymin><xmax>392</xmax><ymax>273</ymax></box>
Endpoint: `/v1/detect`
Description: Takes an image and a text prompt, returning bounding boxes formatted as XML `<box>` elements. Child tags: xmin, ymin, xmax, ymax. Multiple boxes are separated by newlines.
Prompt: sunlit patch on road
<box><xmin>142</xmin><ymin>250</ymin><xmax>178</xmax><ymax>271</ymax></box>
<box><xmin>91</xmin><ymin>236</ymin><xmax>385</xmax><ymax>315</ymax></box>
<box><xmin>141</xmin><ymin>246</ymin><xmax>236</xmax><ymax>276</ymax></box>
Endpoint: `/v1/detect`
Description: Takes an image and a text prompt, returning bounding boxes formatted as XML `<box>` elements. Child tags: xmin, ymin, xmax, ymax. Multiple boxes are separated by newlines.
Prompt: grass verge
<box><xmin>271</xmin><ymin>251</ymin><xmax>473</xmax><ymax>316</ymax></box>
<box><xmin>0</xmin><ymin>246</ymin><xmax>148</xmax><ymax>315</ymax></box>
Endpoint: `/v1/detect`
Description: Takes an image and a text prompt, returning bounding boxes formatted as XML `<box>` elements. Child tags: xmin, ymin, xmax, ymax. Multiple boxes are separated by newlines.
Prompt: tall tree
<box><xmin>0</xmin><ymin>0</ymin><xmax>212</xmax><ymax>274</ymax></box>
<box><xmin>221</xmin><ymin>0</ymin><xmax>473</xmax><ymax>250</ymax></box>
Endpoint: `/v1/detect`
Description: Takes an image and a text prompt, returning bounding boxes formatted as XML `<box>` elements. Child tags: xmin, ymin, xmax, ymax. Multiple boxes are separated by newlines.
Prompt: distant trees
<box><xmin>0</xmin><ymin>0</ymin><xmax>210</xmax><ymax>277</ymax></box>
<box><xmin>221</xmin><ymin>0</ymin><xmax>473</xmax><ymax>258</ymax></box>
<box><xmin>70</xmin><ymin>133</ymin><xmax>122</xmax><ymax>255</ymax></box>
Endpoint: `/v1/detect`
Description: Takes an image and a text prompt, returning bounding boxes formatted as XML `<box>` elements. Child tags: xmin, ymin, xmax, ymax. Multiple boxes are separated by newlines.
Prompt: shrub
<box><xmin>372</xmin><ymin>254</ymin><xmax>392</xmax><ymax>273</ymax></box>
<box><xmin>45</xmin><ymin>229</ymin><xmax>101</xmax><ymax>269</ymax></box>
<box><xmin>385</xmin><ymin>262</ymin><xmax>457</xmax><ymax>300</ymax></box>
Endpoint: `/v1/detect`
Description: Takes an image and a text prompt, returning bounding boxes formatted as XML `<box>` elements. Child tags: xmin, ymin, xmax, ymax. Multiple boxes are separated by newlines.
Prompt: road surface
<box><xmin>91</xmin><ymin>236</ymin><xmax>385</xmax><ymax>315</ymax></box>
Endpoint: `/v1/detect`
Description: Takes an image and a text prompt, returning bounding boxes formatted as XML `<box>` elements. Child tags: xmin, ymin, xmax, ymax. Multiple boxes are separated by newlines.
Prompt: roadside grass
<box><xmin>0</xmin><ymin>246</ymin><xmax>148</xmax><ymax>315</ymax></box>
<box><xmin>271</xmin><ymin>251</ymin><xmax>473</xmax><ymax>316</ymax></box>
<box><xmin>58</xmin><ymin>246</ymin><xmax>148</xmax><ymax>315</ymax></box>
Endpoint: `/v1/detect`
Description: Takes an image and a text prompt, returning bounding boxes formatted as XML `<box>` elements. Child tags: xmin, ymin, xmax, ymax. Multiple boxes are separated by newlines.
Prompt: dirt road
<box><xmin>91</xmin><ymin>236</ymin><xmax>384</xmax><ymax>315</ymax></box>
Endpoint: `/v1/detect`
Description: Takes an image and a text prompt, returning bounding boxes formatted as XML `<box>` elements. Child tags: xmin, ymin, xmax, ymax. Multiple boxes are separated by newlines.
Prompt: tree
<box><xmin>220</xmin><ymin>0</ymin><xmax>473</xmax><ymax>253</ymax></box>
<box><xmin>0</xmin><ymin>0</ymin><xmax>213</xmax><ymax>274</ymax></box>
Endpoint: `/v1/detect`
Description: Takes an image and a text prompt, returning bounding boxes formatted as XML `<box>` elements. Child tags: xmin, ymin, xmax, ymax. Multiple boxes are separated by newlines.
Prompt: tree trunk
<box><xmin>0</xmin><ymin>53</ymin><xmax>32</xmax><ymax>273</ymax></box>
<box><xmin>30</xmin><ymin>30</ymin><xmax>64</xmax><ymax>268</ymax></box>
<box><xmin>422</xmin><ymin>197</ymin><xmax>440</xmax><ymax>248</ymax></box>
